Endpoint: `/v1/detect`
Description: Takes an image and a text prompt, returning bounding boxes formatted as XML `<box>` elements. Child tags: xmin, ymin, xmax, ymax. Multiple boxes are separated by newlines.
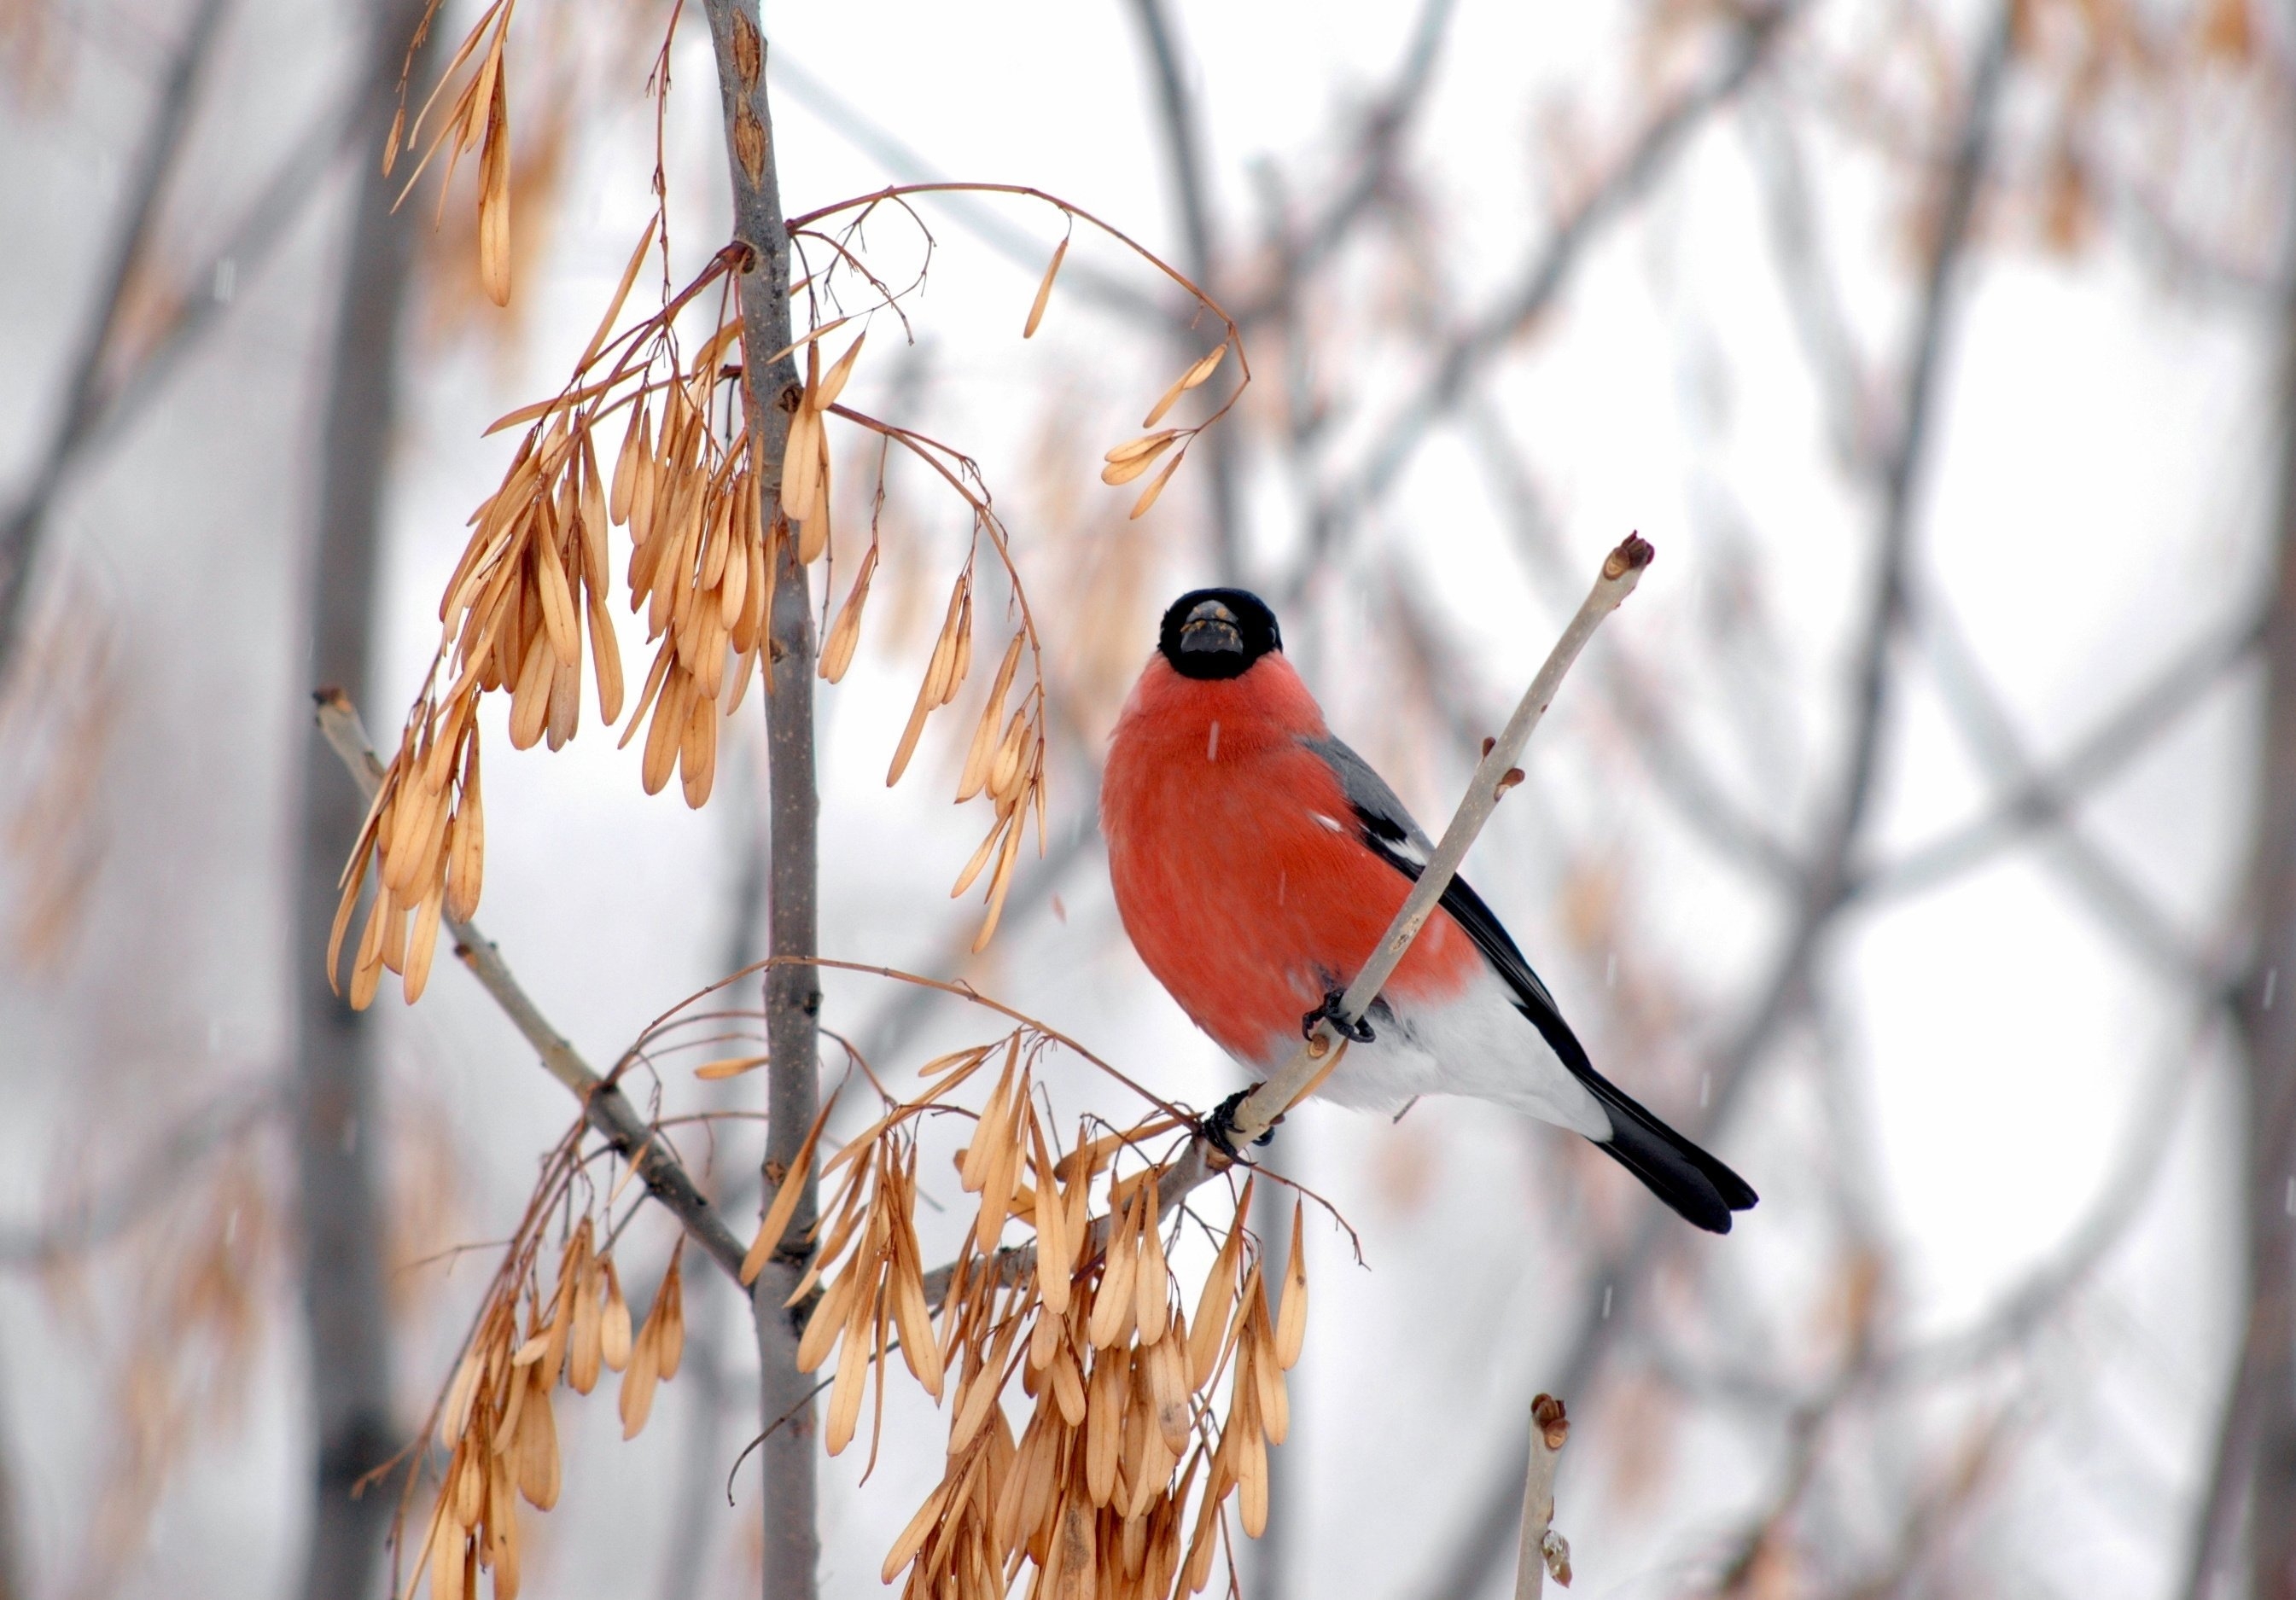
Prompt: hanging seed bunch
<box><xmin>739</xmin><ymin>1027</ymin><xmax>1311</xmax><ymax>1599</ymax></box>
<box><xmin>390</xmin><ymin>0</ymin><xmax>520</xmax><ymax>305</ymax></box>
<box><xmin>332</xmin><ymin>226</ymin><xmax>779</xmax><ymax>1008</ymax></box>
<box><xmin>408</xmin><ymin>1140</ymin><xmax>688</xmax><ymax>1600</ymax></box>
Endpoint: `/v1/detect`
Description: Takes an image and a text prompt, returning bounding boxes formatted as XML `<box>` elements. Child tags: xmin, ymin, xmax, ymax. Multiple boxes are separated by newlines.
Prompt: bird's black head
<box><xmin>1157</xmin><ymin>589</ymin><xmax>1282</xmax><ymax>681</ymax></box>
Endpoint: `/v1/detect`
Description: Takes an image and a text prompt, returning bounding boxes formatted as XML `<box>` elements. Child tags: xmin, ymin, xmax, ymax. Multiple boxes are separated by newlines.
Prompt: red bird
<box><xmin>1102</xmin><ymin>589</ymin><xmax>1757</xmax><ymax>1233</ymax></box>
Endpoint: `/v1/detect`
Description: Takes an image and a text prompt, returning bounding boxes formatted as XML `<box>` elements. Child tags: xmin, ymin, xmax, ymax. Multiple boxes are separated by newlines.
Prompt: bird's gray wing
<box><xmin>1298</xmin><ymin>733</ymin><xmax>1588</xmax><ymax>1073</ymax></box>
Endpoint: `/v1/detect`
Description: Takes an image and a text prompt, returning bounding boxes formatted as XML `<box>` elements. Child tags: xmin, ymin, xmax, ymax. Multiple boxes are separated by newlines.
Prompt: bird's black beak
<box><xmin>1178</xmin><ymin>599</ymin><xmax>1244</xmax><ymax>659</ymax></box>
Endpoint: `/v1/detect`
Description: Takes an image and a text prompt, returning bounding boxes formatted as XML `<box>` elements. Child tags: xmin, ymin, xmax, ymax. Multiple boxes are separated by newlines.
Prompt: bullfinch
<box><xmin>1100</xmin><ymin>589</ymin><xmax>1757</xmax><ymax>1233</ymax></box>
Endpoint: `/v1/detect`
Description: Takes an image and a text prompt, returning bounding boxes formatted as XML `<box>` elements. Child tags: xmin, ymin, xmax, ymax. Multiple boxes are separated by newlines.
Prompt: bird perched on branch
<box><xmin>1101</xmin><ymin>588</ymin><xmax>1757</xmax><ymax>1234</ymax></box>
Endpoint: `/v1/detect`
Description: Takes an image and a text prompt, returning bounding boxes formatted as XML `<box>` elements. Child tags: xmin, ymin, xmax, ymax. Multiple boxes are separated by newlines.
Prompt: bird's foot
<box><xmin>1199</xmin><ymin>1088</ymin><xmax>1276</xmax><ymax>1161</ymax></box>
<box><xmin>1302</xmin><ymin>988</ymin><xmax>1375</xmax><ymax>1044</ymax></box>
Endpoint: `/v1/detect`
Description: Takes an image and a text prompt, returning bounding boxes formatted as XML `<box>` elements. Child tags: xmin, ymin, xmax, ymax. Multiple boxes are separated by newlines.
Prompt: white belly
<box><xmin>1239</xmin><ymin>968</ymin><xmax>1611</xmax><ymax>1140</ymax></box>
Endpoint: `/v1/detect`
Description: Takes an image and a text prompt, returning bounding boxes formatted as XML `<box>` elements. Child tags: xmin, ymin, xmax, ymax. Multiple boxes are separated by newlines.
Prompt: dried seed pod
<box><xmin>742</xmin><ymin>1100</ymin><xmax>832</xmax><ymax>1283</ymax></box>
<box><xmin>1274</xmin><ymin>1200</ymin><xmax>1308</xmax><ymax>1370</ymax></box>
<box><xmin>816</xmin><ymin>330</ymin><xmax>865</xmax><ymax>410</ymax></box>
<box><xmin>1142</xmin><ymin>345</ymin><xmax>1227</xmax><ymax>428</ymax></box>
<box><xmin>428</xmin><ymin>1506</ymin><xmax>468</xmax><ymax>1600</ymax></box>
<box><xmin>1085</xmin><ymin>1347</ymin><xmax>1128</xmax><ymax>1506</ymax></box>
<box><xmin>960</xmin><ymin>1046</ymin><xmax>1018</xmax><ymax>1193</ymax></box>
<box><xmin>949</xmin><ymin>816</ymin><xmax>1009</xmax><ymax>900</ymax></box>
<box><xmin>818</xmin><ymin>544</ymin><xmax>877</xmax><ymax>684</ymax></box>
<box><xmin>568</xmin><ymin>1257</ymin><xmax>603</xmax><ymax>1395</ymax></box>
<box><xmin>1023</xmin><ymin>235</ymin><xmax>1067</xmax><ymax>337</ymax></box>
<box><xmin>883</xmin><ymin>1480</ymin><xmax>953</xmax><ymax>1584</ymax></box>
<box><xmin>617</xmin><ymin>1318</ymin><xmax>661</xmax><ymax>1440</ymax></box>
<box><xmin>1099</xmin><ymin>430</ymin><xmax>1179</xmax><ymax>485</ymax></box>
<box><xmin>600</xmin><ymin>1259</ymin><xmax>632</xmax><ymax>1372</ymax></box>
<box><xmin>656</xmin><ymin>1247</ymin><xmax>685</xmax><ymax>1378</ymax></box>
<box><xmin>476</xmin><ymin>66</ymin><xmax>511</xmax><ymax>305</ymax></box>
<box><xmin>986</xmin><ymin>707</ymin><xmax>1030</xmax><ymax>804</ymax></box>
<box><xmin>379</xmin><ymin>889</ymin><xmax>411</xmax><ymax>975</ymax></box>
<box><xmin>1133</xmin><ymin>1179</ymin><xmax>1168</xmax><ymax>1347</ymax></box>
<box><xmin>1188</xmin><ymin>1184</ymin><xmax>1249</xmax><ymax>1390</ymax></box>
<box><xmin>1145</xmin><ymin>1322</ymin><xmax>1192</xmax><ymax>1453</ymax></box>
<box><xmin>440</xmin><ymin>1347</ymin><xmax>483</xmax><ymax>1446</ymax></box>
<box><xmin>678</xmin><ymin>684</ymin><xmax>717</xmax><ymax>808</ymax></box>
<box><xmin>717</xmin><ymin>515</ymin><xmax>751</xmax><ymax>631</ymax></box>
<box><xmin>533</xmin><ymin>535</ymin><xmax>580</xmax><ymax>666</ymax></box>
<box><xmin>585</xmin><ymin>576</ymin><xmax>624</xmax><ymax>724</ymax></box>
<box><xmin>402</xmin><ymin>879</ymin><xmax>446</xmax><ymax>1004</ymax></box>
<box><xmin>796</xmin><ymin>1265</ymin><xmax>860</xmax><ymax>1374</ymax></box>
<box><xmin>823</xmin><ymin>1284</ymin><xmax>872</xmax><ymax>1455</ymax></box>
<box><xmin>1050</xmin><ymin>1340</ymin><xmax>1087</xmax><ymax>1427</ymax></box>
<box><xmin>641</xmin><ymin>667</ymin><xmax>691</xmax><ymax>795</ymax></box>
<box><xmin>956</xmin><ymin>633</ymin><xmax>1025</xmax><ymax>801</ymax></box>
<box><xmin>795</xmin><ymin>436</ymin><xmax>831</xmax><ymax>564</ymax></box>
<box><xmin>1088</xmin><ymin>1190</ymin><xmax>1139</xmax><ymax>1350</ymax></box>
<box><xmin>1130</xmin><ymin>448</ymin><xmax>1187</xmax><ymax>519</ymax></box>
<box><xmin>508</xmin><ymin>628</ymin><xmax>553</xmax><ymax>750</ymax></box>
<box><xmin>514</xmin><ymin>1365</ymin><xmax>559</xmax><ymax>1509</ymax></box>
<box><xmin>543</xmin><ymin>653</ymin><xmax>580</xmax><ymax>750</ymax></box>
<box><xmin>779</xmin><ymin>400</ymin><xmax>821</xmax><ymax>522</ymax></box>
<box><xmin>1030</xmin><ymin>1119</ymin><xmax>1070</xmax><ymax>1315</ymax></box>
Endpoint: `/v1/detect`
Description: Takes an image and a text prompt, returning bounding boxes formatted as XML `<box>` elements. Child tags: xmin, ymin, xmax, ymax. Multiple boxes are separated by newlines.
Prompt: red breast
<box><xmin>1102</xmin><ymin>653</ymin><xmax>1483</xmax><ymax>1069</ymax></box>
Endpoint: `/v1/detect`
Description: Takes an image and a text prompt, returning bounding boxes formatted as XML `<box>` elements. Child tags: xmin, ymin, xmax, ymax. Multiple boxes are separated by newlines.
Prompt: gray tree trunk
<box><xmin>2192</xmin><ymin>256</ymin><xmax>2296</xmax><ymax>1600</ymax></box>
<box><xmin>288</xmin><ymin>0</ymin><xmax>431</xmax><ymax>1591</ymax></box>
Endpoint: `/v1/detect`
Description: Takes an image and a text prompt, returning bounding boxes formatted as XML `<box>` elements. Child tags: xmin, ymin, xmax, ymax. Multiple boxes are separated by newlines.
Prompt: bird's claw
<box><xmin>1302</xmin><ymin>988</ymin><xmax>1375</xmax><ymax>1044</ymax></box>
<box><xmin>1199</xmin><ymin>1087</ymin><xmax>1276</xmax><ymax>1161</ymax></box>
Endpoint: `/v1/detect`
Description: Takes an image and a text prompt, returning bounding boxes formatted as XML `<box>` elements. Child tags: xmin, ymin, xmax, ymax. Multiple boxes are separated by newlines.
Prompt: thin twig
<box><xmin>313</xmin><ymin>692</ymin><xmax>751</xmax><ymax>1284</ymax></box>
<box><xmin>1513</xmin><ymin>1395</ymin><xmax>1570</xmax><ymax>1599</ymax></box>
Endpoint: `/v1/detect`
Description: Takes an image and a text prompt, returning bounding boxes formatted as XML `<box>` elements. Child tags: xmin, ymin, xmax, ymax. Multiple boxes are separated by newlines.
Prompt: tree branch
<box><xmin>1124</xmin><ymin>0</ymin><xmax>1243</xmax><ymax>580</ymax></box>
<box><xmin>1853</xmin><ymin>602</ymin><xmax>2261</xmax><ymax>906</ymax></box>
<box><xmin>0</xmin><ymin>1085</ymin><xmax>276</xmax><ymax>1265</ymax></box>
<box><xmin>690</xmin><ymin>2</ymin><xmax>819</xmax><ymax>1591</ymax></box>
<box><xmin>0</xmin><ymin>0</ymin><xmax>230</xmax><ymax>681</ymax></box>
<box><xmin>1232</xmin><ymin>0</ymin><xmax>1460</xmax><ymax>328</ymax></box>
<box><xmin>1288</xmin><ymin>3</ymin><xmax>1794</xmax><ymax>601</ymax></box>
<box><xmin>313</xmin><ymin>693</ymin><xmax>752</xmax><ymax>1285</ymax></box>
<box><xmin>1406</xmin><ymin>10</ymin><xmax>2015</xmax><ymax>1592</ymax></box>
<box><xmin>1513</xmin><ymin>1395</ymin><xmax>1570</xmax><ymax>1598</ymax></box>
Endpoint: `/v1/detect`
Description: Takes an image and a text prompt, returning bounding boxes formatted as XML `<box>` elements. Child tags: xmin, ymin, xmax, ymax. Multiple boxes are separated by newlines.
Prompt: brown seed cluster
<box><xmin>415</xmin><ymin>1196</ymin><xmax>687</xmax><ymax>1600</ymax></box>
<box><xmin>340</xmin><ymin>213</ymin><xmax>1069</xmax><ymax>998</ymax></box>
<box><xmin>743</xmin><ymin>1034</ymin><xmax>1308</xmax><ymax>1598</ymax></box>
<box><xmin>391</xmin><ymin>0</ymin><xmax>520</xmax><ymax>306</ymax></box>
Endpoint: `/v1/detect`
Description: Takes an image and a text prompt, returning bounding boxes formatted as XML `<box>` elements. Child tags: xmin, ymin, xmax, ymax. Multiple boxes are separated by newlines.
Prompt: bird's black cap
<box><xmin>1157</xmin><ymin>589</ymin><xmax>1282</xmax><ymax>680</ymax></box>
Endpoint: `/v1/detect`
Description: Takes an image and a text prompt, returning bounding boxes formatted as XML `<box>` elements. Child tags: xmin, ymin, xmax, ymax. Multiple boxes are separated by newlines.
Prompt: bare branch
<box><xmin>1895</xmin><ymin>587</ymin><xmax>2212</xmax><ymax>982</ymax></box>
<box><xmin>313</xmin><ymin>693</ymin><xmax>752</xmax><ymax>1285</ymax></box>
<box><xmin>1407</xmin><ymin>11</ymin><xmax>2017</xmax><ymax>1592</ymax></box>
<box><xmin>1233</xmin><ymin>0</ymin><xmax>1460</xmax><ymax>326</ymax></box>
<box><xmin>0</xmin><ymin>0</ymin><xmax>230</xmax><ymax>680</ymax></box>
<box><xmin>691</xmin><ymin>0</ymin><xmax>821</xmax><ymax>1588</ymax></box>
<box><xmin>1289</xmin><ymin>4</ymin><xmax>1795</xmax><ymax>599</ymax></box>
<box><xmin>1513</xmin><ymin>1395</ymin><xmax>1570</xmax><ymax>1598</ymax></box>
<box><xmin>0</xmin><ymin>1085</ymin><xmax>276</xmax><ymax>1265</ymax></box>
<box><xmin>1123</xmin><ymin>0</ymin><xmax>1243</xmax><ymax>579</ymax></box>
<box><xmin>1854</xmin><ymin>602</ymin><xmax>2261</xmax><ymax>906</ymax></box>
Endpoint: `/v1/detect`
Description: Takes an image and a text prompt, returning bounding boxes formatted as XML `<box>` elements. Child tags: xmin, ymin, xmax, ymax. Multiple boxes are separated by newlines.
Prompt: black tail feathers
<box><xmin>1582</xmin><ymin>1071</ymin><xmax>1757</xmax><ymax>1234</ymax></box>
